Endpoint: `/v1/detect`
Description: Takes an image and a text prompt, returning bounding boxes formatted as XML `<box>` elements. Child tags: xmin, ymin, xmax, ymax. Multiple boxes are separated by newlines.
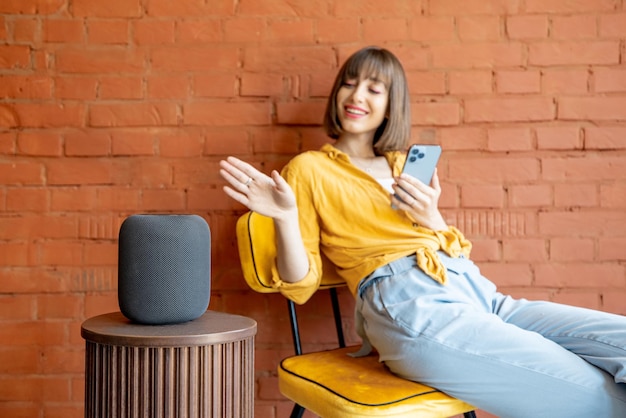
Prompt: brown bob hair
<box><xmin>323</xmin><ymin>46</ymin><xmax>411</xmax><ymax>154</ymax></box>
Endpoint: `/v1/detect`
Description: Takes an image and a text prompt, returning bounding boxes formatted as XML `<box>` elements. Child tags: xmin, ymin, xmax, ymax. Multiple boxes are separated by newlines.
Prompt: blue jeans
<box><xmin>355</xmin><ymin>253</ymin><xmax>626</xmax><ymax>417</ymax></box>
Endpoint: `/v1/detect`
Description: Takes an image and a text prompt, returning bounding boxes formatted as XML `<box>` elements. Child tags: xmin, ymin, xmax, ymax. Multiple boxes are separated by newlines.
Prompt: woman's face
<box><xmin>335</xmin><ymin>75</ymin><xmax>389</xmax><ymax>139</ymax></box>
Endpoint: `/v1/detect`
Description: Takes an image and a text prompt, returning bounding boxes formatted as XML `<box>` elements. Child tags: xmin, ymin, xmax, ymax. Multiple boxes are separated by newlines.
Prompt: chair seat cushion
<box><xmin>278</xmin><ymin>346</ymin><xmax>475</xmax><ymax>418</ymax></box>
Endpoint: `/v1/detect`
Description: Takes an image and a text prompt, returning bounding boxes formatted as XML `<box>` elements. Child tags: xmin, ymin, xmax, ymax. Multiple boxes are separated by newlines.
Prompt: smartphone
<box><xmin>393</xmin><ymin>144</ymin><xmax>442</xmax><ymax>206</ymax></box>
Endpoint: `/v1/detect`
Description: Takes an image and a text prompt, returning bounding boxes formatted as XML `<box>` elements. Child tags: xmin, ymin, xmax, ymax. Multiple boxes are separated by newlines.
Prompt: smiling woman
<box><xmin>218</xmin><ymin>45</ymin><xmax>626</xmax><ymax>417</ymax></box>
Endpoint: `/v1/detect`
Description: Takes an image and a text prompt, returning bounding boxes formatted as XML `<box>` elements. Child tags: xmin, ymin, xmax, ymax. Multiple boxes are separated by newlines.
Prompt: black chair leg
<box><xmin>289</xmin><ymin>403</ymin><xmax>305</xmax><ymax>418</ymax></box>
<box><xmin>463</xmin><ymin>411</ymin><xmax>477</xmax><ymax>418</ymax></box>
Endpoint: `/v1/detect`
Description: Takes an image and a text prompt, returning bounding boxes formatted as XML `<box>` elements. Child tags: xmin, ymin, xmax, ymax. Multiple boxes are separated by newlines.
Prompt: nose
<box><xmin>349</xmin><ymin>83</ymin><xmax>366</xmax><ymax>103</ymax></box>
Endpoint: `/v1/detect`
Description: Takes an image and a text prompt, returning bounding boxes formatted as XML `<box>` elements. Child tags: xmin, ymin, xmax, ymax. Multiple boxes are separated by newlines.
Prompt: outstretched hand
<box><xmin>219</xmin><ymin>156</ymin><xmax>297</xmax><ymax>219</ymax></box>
<box><xmin>391</xmin><ymin>168</ymin><xmax>448</xmax><ymax>231</ymax></box>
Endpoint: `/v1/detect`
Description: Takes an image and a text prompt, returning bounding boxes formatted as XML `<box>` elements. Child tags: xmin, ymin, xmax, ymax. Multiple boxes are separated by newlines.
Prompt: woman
<box><xmin>220</xmin><ymin>46</ymin><xmax>626</xmax><ymax>417</ymax></box>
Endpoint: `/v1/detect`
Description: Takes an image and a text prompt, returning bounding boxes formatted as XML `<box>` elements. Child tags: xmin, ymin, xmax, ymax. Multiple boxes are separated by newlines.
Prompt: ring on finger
<box><xmin>244</xmin><ymin>177</ymin><xmax>253</xmax><ymax>186</ymax></box>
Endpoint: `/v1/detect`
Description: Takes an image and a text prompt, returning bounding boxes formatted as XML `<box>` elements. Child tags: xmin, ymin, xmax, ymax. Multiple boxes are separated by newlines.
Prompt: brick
<box><xmin>586</xmin><ymin>127</ymin><xmax>626</xmax><ymax>150</ymax></box>
<box><xmin>177</xmin><ymin>19</ymin><xmax>221</xmax><ymax>43</ymax></box>
<box><xmin>363</xmin><ymin>18</ymin><xmax>408</xmax><ymax>42</ymax></box>
<box><xmin>495</xmin><ymin>70</ymin><xmax>541</xmax><ymax>94</ymax></box>
<box><xmin>539</xmin><ymin>211</ymin><xmax>626</xmax><ymax>236</ymax></box>
<box><xmin>73</xmin><ymin>0</ymin><xmax>142</xmax><ymax>17</ymax></box>
<box><xmin>479</xmin><ymin>263</ymin><xmax>533</xmax><ymax>287</ymax></box>
<box><xmin>551</xmin><ymin>15</ymin><xmax>597</xmax><ymax>40</ymax></box>
<box><xmin>17</xmin><ymin>132</ymin><xmax>63</xmax><ymax>156</ymax></box>
<box><xmin>438</xmin><ymin>127</ymin><xmax>487</xmax><ymax>151</ymax></box>
<box><xmin>267</xmin><ymin>19</ymin><xmax>315</xmax><ymax>43</ymax></box>
<box><xmin>502</xmin><ymin>238</ymin><xmax>548</xmax><ymax>261</ymax></box>
<box><xmin>554</xmin><ymin>184</ymin><xmax>597</xmax><ymax>207</ymax></box>
<box><xmin>333</xmin><ymin>0</ymin><xmax>415</xmax><ymax>16</ymax></box>
<box><xmin>193</xmin><ymin>74</ymin><xmax>236</xmax><ymax>98</ymax></box>
<box><xmin>252</xmin><ymin>127</ymin><xmax>301</xmax><ymax>154</ymax></box>
<box><xmin>529</xmin><ymin>41</ymin><xmax>619</xmax><ymax>66</ymax></box>
<box><xmin>147</xmin><ymin>0</ymin><xmax>234</xmax><ymax>17</ymax></box>
<box><xmin>98</xmin><ymin>76</ymin><xmax>143</xmax><ymax>99</ymax></box>
<box><xmin>141</xmin><ymin>189</ymin><xmax>186</xmax><ymax>211</ymax></box>
<box><xmin>84</xmin><ymin>292</ymin><xmax>118</xmax><ymax>318</ymax></box>
<box><xmin>54</xmin><ymin>76</ymin><xmax>98</xmax><ymax>100</ymax></box>
<box><xmin>603</xmin><ymin>290</ymin><xmax>626</xmax><ymax>315</ymax></box>
<box><xmin>448</xmin><ymin>71</ymin><xmax>493</xmax><ymax>95</ymax></box>
<box><xmin>0</xmin><ymin>347</ymin><xmax>40</xmax><ymax>373</ymax></box>
<box><xmin>89</xmin><ymin>103</ymin><xmax>178</xmax><ymax>127</ymax></box>
<box><xmin>525</xmin><ymin>0</ymin><xmax>617</xmax><ymax>13</ymax></box>
<box><xmin>0</xmin><ymin>0</ymin><xmax>40</xmax><ymax>13</ymax></box>
<box><xmin>487</xmin><ymin>127</ymin><xmax>533</xmax><ymax>151</ymax></box>
<box><xmin>509</xmin><ymin>184</ymin><xmax>553</xmax><ymax>207</ymax></box>
<box><xmin>0</xmin><ymin>132</ymin><xmax>15</xmax><ymax>154</ymax></box>
<box><xmin>37</xmin><ymin>295</ymin><xmax>82</xmax><ymax>320</ymax></box>
<box><xmin>409</xmin><ymin>16</ymin><xmax>456</xmax><ymax>42</ymax></box>
<box><xmin>159</xmin><ymin>133</ymin><xmax>204</xmax><ymax>157</ymax></box>
<box><xmin>83</xmin><ymin>242</ymin><xmax>116</xmax><ymax>266</ymax></box>
<box><xmin>550</xmin><ymin>238</ymin><xmax>594</xmax><ymax>262</ymax></box>
<box><xmin>42</xmin><ymin>19</ymin><xmax>86</xmax><ymax>44</ymax></box>
<box><xmin>506</xmin><ymin>15</ymin><xmax>549</xmax><ymax>39</ymax></box>
<box><xmin>111</xmin><ymin>131</ymin><xmax>155</xmax><ymax>156</ymax></box>
<box><xmin>244</xmin><ymin>47</ymin><xmax>335</xmax><ymax>72</ymax></box>
<box><xmin>12</xmin><ymin>18</ymin><xmax>38</xmax><ymax>43</ymax></box>
<box><xmin>430</xmin><ymin>0</ymin><xmax>520</xmax><ymax>15</ymax></box>
<box><xmin>6</xmin><ymin>188</ymin><xmax>49</xmax><ymax>212</ymax></box>
<box><xmin>599</xmin><ymin>13</ymin><xmax>626</xmax><ymax>37</ymax></box>
<box><xmin>543</xmin><ymin>156</ymin><xmax>626</xmax><ymax>181</ymax></box>
<box><xmin>133</xmin><ymin>20</ymin><xmax>176</xmax><ymax>45</ymax></box>
<box><xmin>241</xmin><ymin>74</ymin><xmax>285</xmax><ymax>97</ymax></box>
<box><xmin>599</xmin><ymin>238</ymin><xmax>626</xmax><ymax>261</ymax></box>
<box><xmin>55</xmin><ymin>48</ymin><xmax>145</xmax><ymax>74</ymax></box>
<box><xmin>65</xmin><ymin>132</ymin><xmax>111</xmax><ymax>156</ymax></box>
<box><xmin>0</xmin><ymin>45</ymin><xmax>31</xmax><ymax>69</ymax></box>
<box><xmin>151</xmin><ymin>47</ymin><xmax>238</xmax><ymax>72</ymax></box>
<box><xmin>469</xmin><ymin>238</ymin><xmax>501</xmax><ymax>262</ymax></box>
<box><xmin>0</xmin><ymin>295</ymin><xmax>34</xmax><ymax>321</ymax></box>
<box><xmin>535</xmin><ymin>263</ymin><xmax>624</xmax><ymax>287</ymax></box>
<box><xmin>559</xmin><ymin>97</ymin><xmax>626</xmax><ymax>121</ymax></box>
<box><xmin>46</xmin><ymin>160</ymin><xmax>114</xmax><ymax>185</ymax></box>
<box><xmin>600</xmin><ymin>184</ymin><xmax>626</xmax><ymax>208</ymax></box>
<box><xmin>316</xmin><ymin>18</ymin><xmax>359</xmax><ymax>44</ymax></box>
<box><xmin>432</xmin><ymin>43</ymin><xmax>523</xmax><ymax>69</ymax></box>
<box><xmin>50</xmin><ymin>187</ymin><xmax>98</xmax><ymax>211</ymax></box>
<box><xmin>96</xmin><ymin>188</ymin><xmax>141</xmax><ymax>211</ymax></box>
<box><xmin>594</xmin><ymin>67</ymin><xmax>626</xmax><ymax>93</ymax></box>
<box><xmin>0</xmin><ymin>161</ymin><xmax>43</xmax><ymax>185</ymax></box>
<box><xmin>204</xmin><ymin>130</ymin><xmax>252</xmax><ymax>155</ymax></box>
<box><xmin>536</xmin><ymin>126</ymin><xmax>581</xmax><ymax>150</ymax></box>
<box><xmin>460</xmin><ymin>185</ymin><xmax>505</xmax><ymax>208</ymax></box>
<box><xmin>406</xmin><ymin>71</ymin><xmax>446</xmax><ymax>95</ymax></box>
<box><xmin>0</xmin><ymin>75</ymin><xmax>53</xmax><ymax>99</ymax></box>
<box><xmin>458</xmin><ymin>16</ymin><xmax>501</xmax><ymax>41</ymax></box>
<box><xmin>450</xmin><ymin>157</ymin><xmax>540</xmax><ymax>183</ymax></box>
<box><xmin>386</xmin><ymin>45</ymin><xmax>429</xmax><ymax>70</ymax></box>
<box><xmin>147</xmin><ymin>75</ymin><xmax>189</xmax><ymax>99</ymax></box>
<box><xmin>185</xmin><ymin>102</ymin><xmax>270</xmax><ymax>126</ymax></box>
<box><xmin>411</xmin><ymin>102</ymin><xmax>460</xmax><ymax>126</ymax></box>
<box><xmin>541</xmin><ymin>69</ymin><xmax>589</xmax><ymax>95</ymax></box>
<box><xmin>552</xmin><ymin>292</ymin><xmax>600</xmax><ymax>310</ymax></box>
<box><xmin>276</xmin><ymin>101</ymin><xmax>325</xmax><ymax>125</ymax></box>
<box><xmin>12</xmin><ymin>103</ymin><xmax>85</xmax><ymax>128</ymax></box>
<box><xmin>465</xmin><ymin>98</ymin><xmax>554</xmax><ymax>123</ymax></box>
<box><xmin>223</xmin><ymin>18</ymin><xmax>264</xmax><ymax>42</ymax></box>
<box><xmin>86</xmin><ymin>20</ymin><xmax>129</xmax><ymax>44</ymax></box>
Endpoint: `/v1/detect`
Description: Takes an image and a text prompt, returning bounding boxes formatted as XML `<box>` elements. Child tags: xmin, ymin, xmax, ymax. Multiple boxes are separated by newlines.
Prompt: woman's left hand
<box><xmin>391</xmin><ymin>168</ymin><xmax>448</xmax><ymax>231</ymax></box>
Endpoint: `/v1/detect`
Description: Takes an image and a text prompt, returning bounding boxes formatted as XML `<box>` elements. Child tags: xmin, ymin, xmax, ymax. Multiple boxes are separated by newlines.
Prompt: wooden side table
<box><xmin>81</xmin><ymin>311</ymin><xmax>257</xmax><ymax>418</ymax></box>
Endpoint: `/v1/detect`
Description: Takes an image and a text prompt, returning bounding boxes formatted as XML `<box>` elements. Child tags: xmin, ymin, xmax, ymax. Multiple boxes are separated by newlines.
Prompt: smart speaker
<box><xmin>117</xmin><ymin>214</ymin><xmax>211</xmax><ymax>325</ymax></box>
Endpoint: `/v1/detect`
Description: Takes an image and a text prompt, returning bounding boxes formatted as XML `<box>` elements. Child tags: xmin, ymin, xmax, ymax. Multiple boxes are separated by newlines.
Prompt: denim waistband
<box><xmin>357</xmin><ymin>255</ymin><xmax>417</xmax><ymax>298</ymax></box>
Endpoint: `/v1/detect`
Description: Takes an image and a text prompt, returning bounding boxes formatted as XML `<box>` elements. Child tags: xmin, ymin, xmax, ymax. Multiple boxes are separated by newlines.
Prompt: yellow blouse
<box><xmin>270</xmin><ymin>144</ymin><xmax>472</xmax><ymax>304</ymax></box>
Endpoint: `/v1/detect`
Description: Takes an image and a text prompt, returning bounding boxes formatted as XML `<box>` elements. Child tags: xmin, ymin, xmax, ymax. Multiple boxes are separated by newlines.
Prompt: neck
<box><xmin>334</xmin><ymin>137</ymin><xmax>376</xmax><ymax>158</ymax></box>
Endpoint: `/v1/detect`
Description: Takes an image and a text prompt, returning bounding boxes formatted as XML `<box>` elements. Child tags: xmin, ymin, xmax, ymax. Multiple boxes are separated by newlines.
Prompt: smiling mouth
<box><xmin>345</xmin><ymin>106</ymin><xmax>368</xmax><ymax>117</ymax></box>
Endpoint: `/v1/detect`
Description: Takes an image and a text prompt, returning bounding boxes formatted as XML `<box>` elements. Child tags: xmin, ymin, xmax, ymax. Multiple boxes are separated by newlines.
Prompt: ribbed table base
<box><xmin>85</xmin><ymin>339</ymin><xmax>254</xmax><ymax>418</ymax></box>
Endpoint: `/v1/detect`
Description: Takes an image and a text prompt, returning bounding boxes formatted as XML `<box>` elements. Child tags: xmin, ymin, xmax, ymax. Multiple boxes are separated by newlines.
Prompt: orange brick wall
<box><xmin>1</xmin><ymin>1</ymin><xmax>625</xmax><ymax>417</ymax></box>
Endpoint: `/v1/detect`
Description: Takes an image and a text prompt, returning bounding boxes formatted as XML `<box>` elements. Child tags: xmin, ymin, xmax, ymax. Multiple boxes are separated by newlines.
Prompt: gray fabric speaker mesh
<box><xmin>118</xmin><ymin>214</ymin><xmax>211</xmax><ymax>325</ymax></box>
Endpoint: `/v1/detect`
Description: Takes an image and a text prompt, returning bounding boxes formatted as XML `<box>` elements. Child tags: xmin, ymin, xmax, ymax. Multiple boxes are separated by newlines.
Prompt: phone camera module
<box><xmin>418</xmin><ymin>152</ymin><xmax>425</xmax><ymax>159</ymax></box>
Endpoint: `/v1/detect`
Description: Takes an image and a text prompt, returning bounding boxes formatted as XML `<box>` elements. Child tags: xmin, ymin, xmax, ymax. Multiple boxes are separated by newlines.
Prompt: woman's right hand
<box><xmin>219</xmin><ymin>156</ymin><xmax>297</xmax><ymax>219</ymax></box>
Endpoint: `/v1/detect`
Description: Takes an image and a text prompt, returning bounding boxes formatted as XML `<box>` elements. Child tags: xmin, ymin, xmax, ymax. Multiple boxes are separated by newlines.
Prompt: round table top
<box><xmin>81</xmin><ymin>311</ymin><xmax>257</xmax><ymax>347</ymax></box>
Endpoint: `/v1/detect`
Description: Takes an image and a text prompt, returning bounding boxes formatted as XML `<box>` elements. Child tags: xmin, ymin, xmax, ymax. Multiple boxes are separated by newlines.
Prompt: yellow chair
<box><xmin>236</xmin><ymin>211</ymin><xmax>477</xmax><ymax>418</ymax></box>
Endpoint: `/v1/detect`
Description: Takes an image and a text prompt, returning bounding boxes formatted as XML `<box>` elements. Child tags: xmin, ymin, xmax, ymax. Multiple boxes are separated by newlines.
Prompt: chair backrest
<box><xmin>236</xmin><ymin>211</ymin><xmax>345</xmax><ymax>293</ymax></box>
<box><xmin>236</xmin><ymin>211</ymin><xmax>346</xmax><ymax>354</ymax></box>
